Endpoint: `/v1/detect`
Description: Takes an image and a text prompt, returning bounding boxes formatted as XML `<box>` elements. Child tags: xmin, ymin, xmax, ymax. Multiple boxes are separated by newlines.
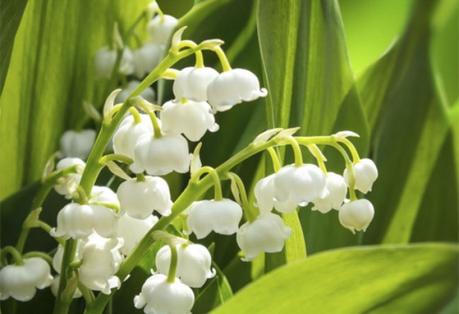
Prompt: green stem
<box><xmin>284</xmin><ymin>137</ymin><xmax>303</xmax><ymax>166</ymax></box>
<box><xmin>128</xmin><ymin>107</ymin><xmax>142</xmax><ymax>124</ymax></box>
<box><xmin>178</xmin><ymin>40</ymin><xmax>204</xmax><ymax>67</ymax></box>
<box><xmin>336</xmin><ymin>137</ymin><xmax>360</xmax><ymax>163</ymax></box>
<box><xmin>166</xmin><ymin>244</ymin><xmax>178</xmax><ymax>283</ymax></box>
<box><xmin>78</xmin><ymin>282</ymin><xmax>96</xmax><ymax>305</ymax></box>
<box><xmin>307</xmin><ymin>144</ymin><xmax>327</xmax><ymax>173</ymax></box>
<box><xmin>331</xmin><ymin>143</ymin><xmax>358</xmax><ymax>201</ymax></box>
<box><xmin>192</xmin><ymin>166</ymin><xmax>223</xmax><ymax>200</ymax></box>
<box><xmin>228</xmin><ymin>172</ymin><xmax>257</xmax><ymax>222</ymax></box>
<box><xmin>23</xmin><ymin>251</ymin><xmax>53</xmax><ymax>264</ymax></box>
<box><xmin>1</xmin><ymin>246</ymin><xmax>23</xmax><ymax>265</ymax></box>
<box><xmin>99</xmin><ymin>154</ymin><xmax>133</xmax><ymax>166</ymax></box>
<box><xmin>213</xmin><ymin>46</ymin><xmax>231</xmax><ymax>71</ymax></box>
<box><xmin>136</xmin><ymin>99</ymin><xmax>162</xmax><ymax>138</ymax></box>
<box><xmin>267</xmin><ymin>147</ymin><xmax>281</xmax><ymax>172</ymax></box>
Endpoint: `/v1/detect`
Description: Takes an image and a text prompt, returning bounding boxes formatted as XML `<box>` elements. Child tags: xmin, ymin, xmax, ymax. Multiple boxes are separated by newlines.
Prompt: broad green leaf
<box><xmin>357</xmin><ymin>0</ymin><xmax>451</xmax><ymax>244</ymax></box>
<box><xmin>0</xmin><ymin>0</ymin><xmax>149</xmax><ymax>200</ymax></box>
<box><xmin>213</xmin><ymin>244</ymin><xmax>459</xmax><ymax>314</ymax></box>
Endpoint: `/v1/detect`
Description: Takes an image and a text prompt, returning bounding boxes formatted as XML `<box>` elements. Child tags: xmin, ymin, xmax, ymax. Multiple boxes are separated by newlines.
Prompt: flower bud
<box><xmin>343</xmin><ymin>158</ymin><xmax>378</xmax><ymax>193</ymax></box>
<box><xmin>236</xmin><ymin>212</ymin><xmax>291</xmax><ymax>261</ymax></box>
<box><xmin>273</xmin><ymin>164</ymin><xmax>326</xmax><ymax>212</ymax></box>
<box><xmin>338</xmin><ymin>199</ymin><xmax>374</xmax><ymax>233</ymax></box>
<box><xmin>173</xmin><ymin>66</ymin><xmax>219</xmax><ymax>101</ymax></box>
<box><xmin>312</xmin><ymin>172</ymin><xmax>347</xmax><ymax>213</ymax></box>
<box><xmin>131</xmin><ymin>133</ymin><xmax>190</xmax><ymax>175</ymax></box>
<box><xmin>134</xmin><ymin>274</ymin><xmax>194</xmax><ymax>314</ymax></box>
<box><xmin>132</xmin><ymin>44</ymin><xmax>163</xmax><ymax>79</ymax></box>
<box><xmin>207</xmin><ymin>68</ymin><xmax>267</xmax><ymax>112</ymax></box>
<box><xmin>160</xmin><ymin>99</ymin><xmax>218</xmax><ymax>142</ymax></box>
<box><xmin>94</xmin><ymin>47</ymin><xmax>134</xmax><ymax>79</ymax></box>
<box><xmin>113</xmin><ymin>113</ymin><xmax>154</xmax><ymax>159</ymax></box>
<box><xmin>54</xmin><ymin>157</ymin><xmax>85</xmax><ymax>198</ymax></box>
<box><xmin>155</xmin><ymin>243</ymin><xmax>215</xmax><ymax>288</ymax></box>
<box><xmin>0</xmin><ymin>257</ymin><xmax>53</xmax><ymax>301</ymax></box>
<box><xmin>147</xmin><ymin>15</ymin><xmax>178</xmax><ymax>45</ymax></box>
<box><xmin>117</xmin><ymin>214</ymin><xmax>158</xmax><ymax>255</ymax></box>
<box><xmin>60</xmin><ymin>129</ymin><xmax>96</xmax><ymax>159</ymax></box>
<box><xmin>116</xmin><ymin>80</ymin><xmax>156</xmax><ymax>103</ymax></box>
<box><xmin>186</xmin><ymin>199</ymin><xmax>243</xmax><ymax>239</ymax></box>
<box><xmin>78</xmin><ymin>233</ymin><xmax>123</xmax><ymax>294</ymax></box>
<box><xmin>117</xmin><ymin>176</ymin><xmax>172</xmax><ymax>219</ymax></box>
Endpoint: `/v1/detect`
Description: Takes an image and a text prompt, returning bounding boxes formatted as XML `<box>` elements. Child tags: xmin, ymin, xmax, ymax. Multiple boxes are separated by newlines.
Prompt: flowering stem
<box><xmin>136</xmin><ymin>99</ymin><xmax>162</xmax><ymax>138</ymax></box>
<box><xmin>267</xmin><ymin>147</ymin><xmax>281</xmax><ymax>172</ymax></box>
<box><xmin>53</xmin><ymin>239</ymin><xmax>78</xmax><ymax>314</ymax></box>
<box><xmin>128</xmin><ymin>107</ymin><xmax>142</xmax><ymax>124</ymax></box>
<box><xmin>23</xmin><ymin>251</ymin><xmax>53</xmax><ymax>264</ymax></box>
<box><xmin>307</xmin><ymin>144</ymin><xmax>327</xmax><ymax>173</ymax></box>
<box><xmin>166</xmin><ymin>244</ymin><xmax>178</xmax><ymax>283</ymax></box>
<box><xmin>213</xmin><ymin>46</ymin><xmax>232</xmax><ymax>71</ymax></box>
<box><xmin>178</xmin><ymin>40</ymin><xmax>204</xmax><ymax>68</ymax></box>
<box><xmin>336</xmin><ymin>137</ymin><xmax>361</xmax><ymax>163</ymax></box>
<box><xmin>0</xmin><ymin>246</ymin><xmax>23</xmax><ymax>265</ymax></box>
<box><xmin>99</xmin><ymin>154</ymin><xmax>133</xmax><ymax>166</ymax></box>
<box><xmin>192</xmin><ymin>166</ymin><xmax>223</xmax><ymax>200</ymax></box>
<box><xmin>227</xmin><ymin>172</ymin><xmax>257</xmax><ymax>222</ymax></box>
<box><xmin>284</xmin><ymin>137</ymin><xmax>303</xmax><ymax>166</ymax></box>
<box><xmin>78</xmin><ymin>282</ymin><xmax>96</xmax><ymax>305</ymax></box>
<box><xmin>330</xmin><ymin>143</ymin><xmax>358</xmax><ymax>201</ymax></box>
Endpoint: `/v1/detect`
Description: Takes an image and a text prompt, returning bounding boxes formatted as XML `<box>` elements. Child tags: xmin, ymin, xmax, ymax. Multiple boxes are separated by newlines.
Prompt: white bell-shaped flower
<box><xmin>254</xmin><ymin>174</ymin><xmax>276</xmax><ymax>212</ymax></box>
<box><xmin>343</xmin><ymin>158</ymin><xmax>378</xmax><ymax>193</ymax></box>
<box><xmin>160</xmin><ymin>99</ymin><xmax>218</xmax><ymax>141</ymax></box>
<box><xmin>134</xmin><ymin>274</ymin><xmax>194</xmax><ymax>314</ymax></box>
<box><xmin>54</xmin><ymin>157</ymin><xmax>85</xmax><ymax>198</ymax></box>
<box><xmin>60</xmin><ymin>129</ymin><xmax>96</xmax><ymax>159</ymax></box>
<box><xmin>186</xmin><ymin>199</ymin><xmax>243</xmax><ymax>239</ymax></box>
<box><xmin>339</xmin><ymin>199</ymin><xmax>374</xmax><ymax>233</ymax></box>
<box><xmin>94</xmin><ymin>47</ymin><xmax>134</xmax><ymax>78</ymax></box>
<box><xmin>117</xmin><ymin>214</ymin><xmax>158</xmax><ymax>255</ymax></box>
<box><xmin>133</xmin><ymin>44</ymin><xmax>163</xmax><ymax>78</ymax></box>
<box><xmin>131</xmin><ymin>133</ymin><xmax>190</xmax><ymax>175</ymax></box>
<box><xmin>50</xmin><ymin>276</ymin><xmax>82</xmax><ymax>299</ymax></box>
<box><xmin>113</xmin><ymin>113</ymin><xmax>154</xmax><ymax>159</ymax></box>
<box><xmin>147</xmin><ymin>15</ymin><xmax>178</xmax><ymax>45</ymax></box>
<box><xmin>236</xmin><ymin>212</ymin><xmax>291</xmax><ymax>261</ymax></box>
<box><xmin>312</xmin><ymin>172</ymin><xmax>347</xmax><ymax>213</ymax></box>
<box><xmin>0</xmin><ymin>257</ymin><xmax>53</xmax><ymax>301</ymax></box>
<box><xmin>117</xmin><ymin>176</ymin><xmax>173</xmax><ymax>219</ymax></box>
<box><xmin>155</xmin><ymin>243</ymin><xmax>215</xmax><ymax>288</ymax></box>
<box><xmin>116</xmin><ymin>80</ymin><xmax>156</xmax><ymax>103</ymax></box>
<box><xmin>207</xmin><ymin>68</ymin><xmax>267</xmax><ymax>112</ymax></box>
<box><xmin>173</xmin><ymin>66</ymin><xmax>219</xmax><ymax>101</ymax></box>
<box><xmin>78</xmin><ymin>233</ymin><xmax>123</xmax><ymax>294</ymax></box>
<box><xmin>273</xmin><ymin>164</ymin><xmax>326</xmax><ymax>212</ymax></box>
<box><xmin>90</xmin><ymin>186</ymin><xmax>120</xmax><ymax>208</ymax></box>
<box><xmin>52</xmin><ymin>202</ymin><xmax>118</xmax><ymax>239</ymax></box>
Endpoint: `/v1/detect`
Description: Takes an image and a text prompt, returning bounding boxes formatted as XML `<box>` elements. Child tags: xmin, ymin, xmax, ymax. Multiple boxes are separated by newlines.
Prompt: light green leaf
<box><xmin>213</xmin><ymin>244</ymin><xmax>458</xmax><ymax>314</ymax></box>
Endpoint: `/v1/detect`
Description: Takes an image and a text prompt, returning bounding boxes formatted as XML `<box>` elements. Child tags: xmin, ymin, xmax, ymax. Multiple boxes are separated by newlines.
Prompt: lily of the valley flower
<box><xmin>236</xmin><ymin>212</ymin><xmax>291</xmax><ymax>261</ymax></box>
<box><xmin>113</xmin><ymin>113</ymin><xmax>154</xmax><ymax>159</ymax></box>
<box><xmin>94</xmin><ymin>47</ymin><xmax>134</xmax><ymax>78</ymax></box>
<box><xmin>117</xmin><ymin>176</ymin><xmax>173</xmax><ymax>219</ymax></box>
<box><xmin>134</xmin><ymin>274</ymin><xmax>194</xmax><ymax>314</ymax></box>
<box><xmin>54</xmin><ymin>157</ymin><xmax>85</xmax><ymax>198</ymax></box>
<box><xmin>273</xmin><ymin>164</ymin><xmax>326</xmax><ymax>212</ymax></box>
<box><xmin>90</xmin><ymin>186</ymin><xmax>120</xmax><ymax>209</ymax></box>
<box><xmin>160</xmin><ymin>99</ymin><xmax>219</xmax><ymax>142</ymax></box>
<box><xmin>343</xmin><ymin>158</ymin><xmax>378</xmax><ymax>193</ymax></box>
<box><xmin>207</xmin><ymin>68</ymin><xmax>267</xmax><ymax>112</ymax></box>
<box><xmin>132</xmin><ymin>44</ymin><xmax>163</xmax><ymax>79</ymax></box>
<box><xmin>173</xmin><ymin>66</ymin><xmax>219</xmax><ymax>101</ymax></box>
<box><xmin>147</xmin><ymin>15</ymin><xmax>178</xmax><ymax>46</ymax></box>
<box><xmin>338</xmin><ymin>199</ymin><xmax>374</xmax><ymax>233</ymax></box>
<box><xmin>155</xmin><ymin>243</ymin><xmax>215</xmax><ymax>288</ymax></box>
<box><xmin>117</xmin><ymin>214</ymin><xmax>158</xmax><ymax>255</ymax></box>
<box><xmin>186</xmin><ymin>199</ymin><xmax>243</xmax><ymax>239</ymax></box>
<box><xmin>60</xmin><ymin>129</ymin><xmax>96</xmax><ymax>159</ymax></box>
<box><xmin>0</xmin><ymin>257</ymin><xmax>53</xmax><ymax>301</ymax></box>
<box><xmin>117</xmin><ymin>80</ymin><xmax>156</xmax><ymax>103</ymax></box>
<box><xmin>131</xmin><ymin>133</ymin><xmax>190</xmax><ymax>175</ymax></box>
<box><xmin>78</xmin><ymin>233</ymin><xmax>123</xmax><ymax>294</ymax></box>
<box><xmin>312</xmin><ymin>172</ymin><xmax>347</xmax><ymax>213</ymax></box>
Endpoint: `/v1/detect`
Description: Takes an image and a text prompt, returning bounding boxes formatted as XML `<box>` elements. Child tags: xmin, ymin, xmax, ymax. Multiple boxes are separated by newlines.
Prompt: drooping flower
<box><xmin>134</xmin><ymin>274</ymin><xmax>194</xmax><ymax>314</ymax></box>
<box><xmin>254</xmin><ymin>174</ymin><xmax>276</xmax><ymax>213</ymax></box>
<box><xmin>60</xmin><ymin>129</ymin><xmax>96</xmax><ymax>159</ymax></box>
<box><xmin>343</xmin><ymin>158</ymin><xmax>378</xmax><ymax>194</ymax></box>
<box><xmin>117</xmin><ymin>214</ymin><xmax>158</xmax><ymax>255</ymax></box>
<box><xmin>0</xmin><ymin>257</ymin><xmax>53</xmax><ymax>301</ymax></box>
<box><xmin>117</xmin><ymin>176</ymin><xmax>173</xmax><ymax>219</ymax></box>
<box><xmin>207</xmin><ymin>68</ymin><xmax>267</xmax><ymax>112</ymax></box>
<box><xmin>113</xmin><ymin>113</ymin><xmax>154</xmax><ymax>159</ymax></box>
<box><xmin>173</xmin><ymin>66</ymin><xmax>219</xmax><ymax>101</ymax></box>
<box><xmin>54</xmin><ymin>157</ymin><xmax>85</xmax><ymax>198</ymax></box>
<box><xmin>312</xmin><ymin>172</ymin><xmax>347</xmax><ymax>213</ymax></box>
<box><xmin>147</xmin><ymin>15</ymin><xmax>178</xmax><ymax>45</ymax></box>
<box><xmin>131</xmin><ymin>133</ymin><xmax>190</xmax><ymax>175</ymax></box>
<box><xmin>132</xmin><ymin>44</ymin><xmax>163</xmax><ymax>79</ymax></box>
<box><xmin>236</xmin><ymin>212</ymin><xmax>291</xmax><ymax>261</ymax></box>
<box><xmin>155</xmin><ymin>243</ymin><xmax>215</xmax><ymax>288</ymax></box>
<box><xmin>338</xmin><ymin>199</ymin><xmax>375</xmax><ymax>233</ymax></box>
<box><xmin>160</xmin><ymin>99</ymin><xmax>218</xmax><ymax>142</ymax></box>
<box><xmin>94</xmin><ymin>47</ymin><xmax>134</xmax><ymax>78</ymax></box>
<box><xmin>272</xmin><ymin>164</ymin><xmax>326</xmax><ymax>212</ymax></box>
<box><xmin>116</xmin><ymin>80</ymin><xmax>156</xmax><ymax>103</ymax></box>
<box><xmin>186</xmin><ymin>199</ymin><xmax>243</xmax><ymax>239</ymax></box>
<box><xmin>78</xmin><ymin>233</ymin><xmax>123</xmax><ymax>294</ymax></box>
<box><xmin>90</xmin><ymin>186</ymin><xmax>120</xmax><ymax>209</ymax></box>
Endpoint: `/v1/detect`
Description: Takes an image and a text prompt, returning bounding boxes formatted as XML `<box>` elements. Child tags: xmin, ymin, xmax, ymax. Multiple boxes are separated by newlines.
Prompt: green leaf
<box><xmin>213</xmin><ymin>244</ymin><xmax>459</xmax><ymax>314</ymax></box>
<box><xmin>0</xmin><ymin>0</ymin><xmax>149</xmax><ymax>200</ymax></box>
